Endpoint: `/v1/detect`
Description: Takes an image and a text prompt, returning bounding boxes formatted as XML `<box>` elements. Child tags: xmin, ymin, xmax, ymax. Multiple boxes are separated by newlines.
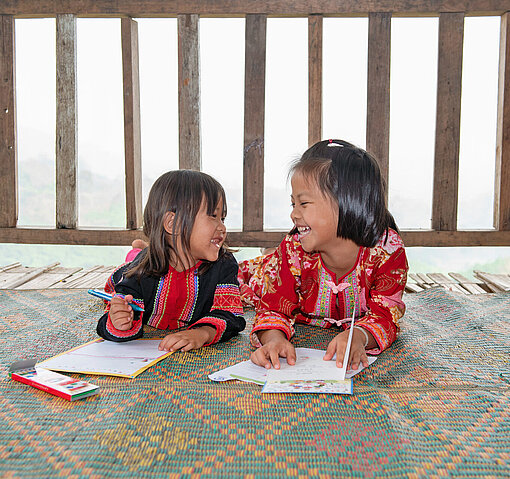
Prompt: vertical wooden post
<box><xmin>308</xmin><ymin>14</ymin><xmax>322</xmax><ymax>147</ymax></box>
<box><xmin>178</xmin><ymin>14</ymin><xmax>201</xmax><ymax>171</ymax></box>
<box><xmin>495</xmin><ymin>12</ymin><xmax>510</xmax><ymax>231</ymax></box>
<box><xmin>432</xmin><ymin>13</ymin><xmax>464</xmax><ymax>231</ymax></box>
<box><xmin>0</xmin><ymin>15</ymin><xmax>17</xmax><ymax>228</ymax></box>
<box><xmin>243</xmin><ymin>14</ymin><xmax>266</xmax><ymax>232</ymax></box>
<box><xmin>56</xmin><ymin>14</ymin><xmax>78</xmax><ymax>229</ymax></box>
<box><xmin>121</xmin><ymin>17</ymin><xmax>143</xmax><ymax>230</ymax></box>
<box><xmin>366</xmin><ymin>12</ymin><xmax>391</xmax><ymax>193</ymax></box>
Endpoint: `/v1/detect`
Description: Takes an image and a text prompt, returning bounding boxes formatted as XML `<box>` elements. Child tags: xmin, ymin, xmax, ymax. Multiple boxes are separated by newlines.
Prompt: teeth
<box><xmin>297</xmin><ymin>226</ymin><xmax>310</xmax><ymax>234</ymax></box>
<box><xmin>210</xmin><ymin>239</ymin><xmax>221</xmax><ymax>248</ymax></box>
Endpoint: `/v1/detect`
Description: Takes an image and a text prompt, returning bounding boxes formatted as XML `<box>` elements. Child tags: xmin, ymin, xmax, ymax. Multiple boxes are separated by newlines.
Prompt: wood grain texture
<box><xmin>0</xmin><ymin>15</ymin><xmax>17</xmax><ymax>228</ymax></box>
<box><xmin>432</xmin><ymin>12</ymin><xmax>464</xmax><ymax>231</ymax></box>
<box><xmin>243</xmin><ymin>14</ymin><xmax>266</xmax><ymax>231</ymax></box>
<box><xmin>121</xmin><ymin>17</ymin><xmax>143</xmax><ymax>230</ymax></box>
<box><xmin>2</xmin><ymin>1</ymin><xmax>510</xmax><ymax>16</ymax></box>
<box><xmin>308</xmin><ymin>14</ymin><xmax>322</xmax><ymax>146</ymax></box>
<box><xmin>0</xmin><ymin>227</ymin><xmax>509</xmax><ymax>247</ymax></box>
<box><xmin>56</xmin><ymin>13</ymin><xmax>78</xmax><ymax>229</ymax></box>
<box><xmin>366</xmin><ymin>12</ymin><xmax>391</xmax><ymax>190</ymax></box>
<box><xmin>178</xmin><ymin>14</ymin><xmax>201</xmax><ymax>170</ymax></box>
<box><xmin>495</xmin><ymin>12</ymin><xmax>510</xmax><ymax>231</ymax></box>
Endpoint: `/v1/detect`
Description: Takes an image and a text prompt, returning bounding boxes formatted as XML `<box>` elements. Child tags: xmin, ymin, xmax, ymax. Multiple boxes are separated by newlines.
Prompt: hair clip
<box><xmin>327</xmin><ymin>140</ymin><xmax>344</xmax><ymax>147</ymax></box>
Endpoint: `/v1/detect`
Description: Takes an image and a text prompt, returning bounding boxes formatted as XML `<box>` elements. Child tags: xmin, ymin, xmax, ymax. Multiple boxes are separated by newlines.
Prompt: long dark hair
<box><xmin>289</xmin><ymin>139</ymin><xmax>398</xmax><ymax>247</ymax></box>
<box><xmin>127</xmin><ymin>170</ymin><xmax>227</xmax><ymax>278</ymax></box>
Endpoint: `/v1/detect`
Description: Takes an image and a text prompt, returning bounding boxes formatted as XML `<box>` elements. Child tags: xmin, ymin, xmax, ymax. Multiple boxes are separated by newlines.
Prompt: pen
<box><xmin>87</xmin><ymin>289</ymin><xmax>144</xmax><ymax>312</ymax></box>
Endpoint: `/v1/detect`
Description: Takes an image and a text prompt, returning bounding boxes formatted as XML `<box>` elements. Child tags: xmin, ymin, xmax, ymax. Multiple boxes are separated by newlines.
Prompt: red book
<box><xmin>9</xmin><ymin>359</ymin><xmax>99</xmax><ymax>401</ymax></box>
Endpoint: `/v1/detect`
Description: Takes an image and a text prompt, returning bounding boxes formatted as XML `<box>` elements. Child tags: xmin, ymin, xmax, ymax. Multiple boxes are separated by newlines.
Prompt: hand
<box><xmin>158</xmin><ymin>326</ymin><xmax>216</xmax><ymax>352</ymax></box>
<box><xmin>323</xmin><ymin>328</ymin><xmax>372</xmax><ymax>370</ymax></box>
<box><xmin>250</xmin><ymin>329</ymin><xmax>296</xmax><ymax>370</ymax></box>
<box><xmin>109</xmin><ymin>294</ymin><xmax>134</xmax><ymax>331</ymax></box>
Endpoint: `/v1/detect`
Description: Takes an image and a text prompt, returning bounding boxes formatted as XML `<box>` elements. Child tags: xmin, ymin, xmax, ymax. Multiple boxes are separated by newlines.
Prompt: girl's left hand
<box><xmin>158</xmin><ymin>326</ymin><xmax>216</xmax><ymax>352</ymax></box>
<box><xmin>323</xmin><ymin>328</ymin><xmax>370</xmax><ymax>370</ymax></box>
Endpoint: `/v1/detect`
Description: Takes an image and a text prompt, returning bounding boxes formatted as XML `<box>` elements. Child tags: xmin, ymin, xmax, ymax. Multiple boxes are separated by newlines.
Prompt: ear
<box><xmin>163</xmin><ymin>212</ymin><xmax>175</xmax><ymax>235</ymax></box>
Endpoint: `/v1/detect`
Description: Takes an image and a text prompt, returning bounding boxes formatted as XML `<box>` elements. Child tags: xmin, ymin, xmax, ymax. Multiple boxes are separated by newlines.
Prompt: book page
<box><xmin>38</xmin><ymin>339</ymin><xmax>173</xmax><ymax>378</ymax></box>
<box><xmin>209</xmin><ymin>348</ymin><xmax>377</xmax><ymax>388</ymax></box>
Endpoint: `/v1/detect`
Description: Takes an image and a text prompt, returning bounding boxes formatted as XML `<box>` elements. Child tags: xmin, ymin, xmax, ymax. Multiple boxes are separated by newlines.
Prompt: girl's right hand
<box><xmin>250</xmin><ymin>329</ymin><xmax>296</xmax><ymax>369</ymax></box>
<box><xmin>109</xmin><ymin>294</ymin><xmax>134</xmax><ymax>330</ymax></box>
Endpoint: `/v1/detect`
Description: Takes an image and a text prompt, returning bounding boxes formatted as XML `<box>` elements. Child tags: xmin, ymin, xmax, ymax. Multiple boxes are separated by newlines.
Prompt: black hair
<box><xmin>127</xmin><ymin>169</ymin><xmax>227</xmax><ymax>278</ymax></box>
<box><xmin>289</xmin><ymin>139</ymin><xmax>398</xmax><ymax>247</ymax></box>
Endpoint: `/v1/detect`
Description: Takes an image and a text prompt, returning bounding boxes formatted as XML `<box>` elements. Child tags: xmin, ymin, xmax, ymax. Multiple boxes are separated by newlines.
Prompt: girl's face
<box><xmin>290</xmin><ymin>172</ymin><xmax>339</xmax><ymax>254</ymax></box>
<box><xmin>189</xmin><ymin>198</ymin><xmax>226</xmax><ymax>264</ymax></box>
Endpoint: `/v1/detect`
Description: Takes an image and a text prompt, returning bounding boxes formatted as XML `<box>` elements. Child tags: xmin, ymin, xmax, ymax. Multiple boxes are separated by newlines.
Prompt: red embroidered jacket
<box><xmin>243</xmin><ymin>230</ymin><xmax>408</xmax><ymax>354</ymax></box>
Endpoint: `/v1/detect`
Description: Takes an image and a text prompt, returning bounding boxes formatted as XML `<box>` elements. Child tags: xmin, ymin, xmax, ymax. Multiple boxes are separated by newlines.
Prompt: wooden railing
<box><xmin>1</xmin><ymin>1</ymin><xmax>509</xmax><ymax>247</ymax></box>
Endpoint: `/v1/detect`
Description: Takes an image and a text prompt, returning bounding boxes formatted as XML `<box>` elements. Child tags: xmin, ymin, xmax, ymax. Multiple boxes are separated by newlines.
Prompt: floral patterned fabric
<box><xmin>238</xmin><ymin>229</ymin><xmax>408</xmax><ymax>353</ymax></box>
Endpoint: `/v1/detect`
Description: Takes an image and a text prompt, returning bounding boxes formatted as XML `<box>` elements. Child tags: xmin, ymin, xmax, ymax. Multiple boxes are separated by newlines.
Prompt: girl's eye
<box><xmin>300</xmin><ymin>202</ymin><xmax>309</xmax><ymax>206</ymax></box>
<box><xmin>221</xmin><ymin>217</ymin><xmax>226</xmax><ymax>223</ymax></box>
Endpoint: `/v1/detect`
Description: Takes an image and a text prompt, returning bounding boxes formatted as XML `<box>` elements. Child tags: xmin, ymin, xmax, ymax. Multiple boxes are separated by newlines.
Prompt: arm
<box><xmin>250</xmin><ymin>236</ymin><xmax>302</xmax><ymax>347</ymax></box>
<box><xmin>355</xmin><ymin>242</ymin><xmax>408</xmax><ymax>354</ymax></box>
<box><xmin>188</xmin><ymin>254</ymin><xmax>246</xmax><ymax>345</ymax></box>
<box><xmin>96</xmin><ymin>264</ymin><xmax>146</xmax><ymax>342</ymax></box>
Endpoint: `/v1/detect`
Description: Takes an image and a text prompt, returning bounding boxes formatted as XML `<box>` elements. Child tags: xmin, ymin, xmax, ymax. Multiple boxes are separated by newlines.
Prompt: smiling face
<box><xmin>290</xmin><ymin>172</ymin><xmax>339</xmax><ymax>254</ymax></box>
<box><xmin>188</xmin><ymin>198</ymin><xmax>227</xmax><ymax>264</ymax></box>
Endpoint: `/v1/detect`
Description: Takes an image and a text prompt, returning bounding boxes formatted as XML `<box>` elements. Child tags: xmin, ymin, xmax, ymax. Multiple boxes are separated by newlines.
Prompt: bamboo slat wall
<box><xmin>0</xmin><ymin>1</ymin><xmax>509</xmax><ymax>248</ymax></box>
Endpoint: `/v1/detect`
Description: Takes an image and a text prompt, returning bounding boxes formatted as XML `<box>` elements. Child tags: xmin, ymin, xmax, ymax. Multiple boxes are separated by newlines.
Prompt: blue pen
<box><xmin>88</xmin><ymin>289</ymin><xmax>144</xmax><ymax>312</ymax></box>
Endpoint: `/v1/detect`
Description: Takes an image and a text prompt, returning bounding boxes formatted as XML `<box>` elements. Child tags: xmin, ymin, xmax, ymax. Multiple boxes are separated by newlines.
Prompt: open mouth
<box><xmin>210</xmin><ymin>238</ymin><xmax>223</xmax><ymax>248</ymax></box>
<box><xmin>297</xmin><ymin>226</ymin><xmax>311</xmax><ymax>238</ymax></box>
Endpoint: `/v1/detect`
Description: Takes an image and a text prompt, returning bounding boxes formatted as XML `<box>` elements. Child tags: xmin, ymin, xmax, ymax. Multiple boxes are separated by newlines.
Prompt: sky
<box><xmin>7</xmin><ymin>15</ymin><xmax>510</xmax><ymax>273</ymax></box>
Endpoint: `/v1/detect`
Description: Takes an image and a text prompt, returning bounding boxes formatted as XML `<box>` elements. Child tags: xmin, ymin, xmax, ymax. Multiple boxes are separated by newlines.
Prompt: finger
<box><xmin>169</xmin><ymin>339</ymin><xmax>190</xmax><ymax>352</ymax></box>
<box><xmin>324</xmin><ymin>339</ymin><xmax>337</xmax><ymax>361</ymax></box>
<box><xmin>284</xmin><ymin>345</ymin><xmax>297</xmax><ymax>365</ymax></box>
<box><xmin>159</xmin><ymin>336</ymin><xmax>176</xmax><ymax>351</ymax></box>
<box><xmin>181</xmin><ymin>341</ymin><xmax>197</xmax><ymax>352</ymax></box>
<box><xmin>269</xmin><ymin>350</ymin><xmax>281</xmax><ymax>370</ymax></box>
<box><xmin>251</xmin><ymin>350</ymin><xmax>271</xmax><ymax>369</ymax></box>
<box><xmin>336</xmin><ymin>342</ymin><xmax>347</xmax><ymax>368</ymax></box>
<box><xmin>116</xmin><ymin>318</ymin><xmax>133</xmax><ymax>329</ymax></box>
<box><xmin>360</xmin><ymin>351</ymin><xmax>369</xmax><ymax>368</ymax></box>
<box><xmin>349</xmin><ymin>350</ymin><xmax>361</xmax><ymax>370</ymax></box>
<box><xmin>111</xmin><ymin>296</ymin><xmax>128</xmax><ymax>307</ymax></box>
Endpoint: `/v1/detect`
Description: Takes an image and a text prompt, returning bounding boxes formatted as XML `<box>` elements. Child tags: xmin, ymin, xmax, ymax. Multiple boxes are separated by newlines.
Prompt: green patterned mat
<box><xmin>1</xmin><ymin>288</ymin><xmax>509</xmax><ymax>478</ymax></box>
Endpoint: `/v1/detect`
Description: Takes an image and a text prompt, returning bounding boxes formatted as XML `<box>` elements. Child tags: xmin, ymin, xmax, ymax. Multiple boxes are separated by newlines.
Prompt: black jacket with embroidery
<box><xmin>96</xmin><ymin>250</ymin><xmax>245</xmax><ymax>344</ymax></box>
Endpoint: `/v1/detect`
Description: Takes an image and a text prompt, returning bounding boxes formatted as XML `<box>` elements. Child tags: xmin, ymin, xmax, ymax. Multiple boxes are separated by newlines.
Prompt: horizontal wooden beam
<box><xmin>0</xmin><ymin>228</ymin><xmax>509</xmax><ymax>247</ymax></box>
<box><xmin>2</xmin><ymin>1</ymin><xmax>510</xmax><ymax>17</ymax></box>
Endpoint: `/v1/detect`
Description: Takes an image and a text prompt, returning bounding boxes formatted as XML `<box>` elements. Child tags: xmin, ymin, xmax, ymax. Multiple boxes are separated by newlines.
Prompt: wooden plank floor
<box><xmin>0</xmin><ymin>262</ymin><xmax>509</xmax><ymax>294</ymax></box>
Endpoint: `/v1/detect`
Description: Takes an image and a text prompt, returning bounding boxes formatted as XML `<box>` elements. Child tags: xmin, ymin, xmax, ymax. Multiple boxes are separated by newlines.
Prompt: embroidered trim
<box><xmin>212</xmin><ymin>284</ymin><xmax>244</xmax><ymax>316</ymax></box>
<box><xmin>342</xmin><ymin>269</ymin><xmax>360</xmax><ymax>320</ymax></box>
<box><xmin>356</xmin><ymin>320</ymin><xmax>387</xmax><ymax>353</ymax></box>
<box><xmin>105</xmin><ymin>312</ymin><xmax>143</xmax><ymax>339</ymax></box>
<box><xmin>250</xmin><ymin>324</ymin><xmax>293</xmax><ymax>348</ymax></box>
<box><xmin>191</xmin><ymin>316</ymin><xmax>227</xmax><ymax>345</ymax></box>
<box><xmin>178</xmin><ymin>271</ymin><xmax>199</xmax><ymax>323</ymax></box>
<box><xmin>148</xmin><ymin>271</ymin><xmax>173</xmax><ymax>328</ymax></box>
<box><xmin>315</xmin><ymin>262</ymin><xmax>332</xmax><ymax>318</ymax></box>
